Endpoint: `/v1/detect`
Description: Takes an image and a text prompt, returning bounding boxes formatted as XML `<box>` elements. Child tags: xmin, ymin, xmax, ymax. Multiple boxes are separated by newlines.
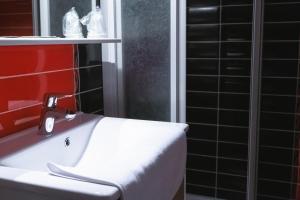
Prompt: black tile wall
<box><xmin>186</xmin><ymin>0</ymin><xmax>253</xmax><ymax>198</ymax></box>
<box><xmin>256</xmin><ymin>1</ymin><xmax>300</xmax><ymax>199</ymax></box>
<box><xmin>76</xmin><ymin>44</ymin><xmax>104</xmax><ymax>115</ymax></box>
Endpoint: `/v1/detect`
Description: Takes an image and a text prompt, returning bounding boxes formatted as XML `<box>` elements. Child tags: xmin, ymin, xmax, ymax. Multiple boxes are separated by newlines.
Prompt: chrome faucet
<box><xmin>39</xmin><ymin>94</ymin><xmax>77</xmax><ymax>136</ymax></box>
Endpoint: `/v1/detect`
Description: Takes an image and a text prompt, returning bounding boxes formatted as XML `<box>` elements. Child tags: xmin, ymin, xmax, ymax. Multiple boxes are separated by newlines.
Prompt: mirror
<box><xmin>0</xmin><ymin>0</ymin><xmax>99</xmax><ymax>37</ymax></box>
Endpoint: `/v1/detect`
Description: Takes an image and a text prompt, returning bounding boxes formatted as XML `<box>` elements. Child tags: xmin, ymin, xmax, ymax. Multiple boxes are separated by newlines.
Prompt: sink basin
<box><xmin>0</xmin><ymin>113</ymin><xmax>102</xmax><ymax>171</ymax></box>
<box><xmin>0</xmin><ymin>113</ymin><xmax>187</xmax><ymax>200</ymax></box>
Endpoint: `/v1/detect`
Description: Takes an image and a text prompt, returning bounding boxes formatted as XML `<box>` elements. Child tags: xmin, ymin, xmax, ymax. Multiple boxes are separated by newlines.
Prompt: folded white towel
<box><xmin>47</xmin><ymin>117</ymin><xmax>188</xmax><ymax>200</ymax></box>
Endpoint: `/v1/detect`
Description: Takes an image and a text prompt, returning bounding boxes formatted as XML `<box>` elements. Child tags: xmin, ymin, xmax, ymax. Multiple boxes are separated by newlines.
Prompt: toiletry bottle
<box><xmin>63</xmin><ymin>7</ymin><xmax>83</xmax><ymax>38</ymax></box>
<box><xmin>81</xmin><ymin>6</ymin><xmax>107</xmax><ymax>38</ymax></box>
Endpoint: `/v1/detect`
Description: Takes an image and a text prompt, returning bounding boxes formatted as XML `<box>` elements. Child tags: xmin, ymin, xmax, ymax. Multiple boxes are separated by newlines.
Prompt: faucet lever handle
<box><xmin>44</xmin><ymin>93</ymin><xmax>73</xmax><ymax>109</ymax></box>
<box><xmin>47</xmin><ymin>96</ymin><xmax>58</xmax><ymax>108</ymax></box>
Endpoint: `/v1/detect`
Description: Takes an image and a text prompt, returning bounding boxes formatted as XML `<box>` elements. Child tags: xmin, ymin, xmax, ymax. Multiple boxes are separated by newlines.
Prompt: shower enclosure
<box><xmin>185</xmin><ymin>0</ymin><xmax>300</xmax><ymax>199</ymax></box>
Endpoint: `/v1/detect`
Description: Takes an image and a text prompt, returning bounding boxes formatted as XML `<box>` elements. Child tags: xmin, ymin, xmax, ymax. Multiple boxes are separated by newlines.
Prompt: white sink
<box><xmin>0</xmin><ymin>114</ymin><xmax>101</xmax><ymax>171</ymax></box>
<box><xmin>0</xmin><ymin>113</ymin><xmax>187</xmax><ymax>200</ymax></box>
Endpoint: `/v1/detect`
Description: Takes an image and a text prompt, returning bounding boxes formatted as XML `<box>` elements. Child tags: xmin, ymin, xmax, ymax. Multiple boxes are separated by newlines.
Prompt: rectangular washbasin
<box><xmin>0</xmin><ymin>113</ymin><xmax>188</xmax><ymax>200</ymax></box>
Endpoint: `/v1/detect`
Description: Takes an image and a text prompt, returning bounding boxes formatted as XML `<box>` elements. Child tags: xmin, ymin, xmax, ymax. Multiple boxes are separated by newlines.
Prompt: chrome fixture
<box><xmin>39</xmin><ymin>94</ymin><xmax>76</xmax><ymax>136</ymax></box>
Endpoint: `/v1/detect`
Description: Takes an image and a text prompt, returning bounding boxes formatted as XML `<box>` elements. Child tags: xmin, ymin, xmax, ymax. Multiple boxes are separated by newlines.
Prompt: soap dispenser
<box><xmin>62</xmin><ymin>7</ymin><xmax>83</xmax><ymax>38</ymax></box>
<box><xmin>80</xmin><ymin>6</ymin><xmax>107</xmax><ymax>38</ymax></box>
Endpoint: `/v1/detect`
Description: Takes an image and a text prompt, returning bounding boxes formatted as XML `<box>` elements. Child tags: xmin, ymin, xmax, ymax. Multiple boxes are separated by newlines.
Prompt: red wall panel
<box><xmin>0</xmin><ymin>0</ymin><xmax>33</xmax><ymax>36</ymax></box>
<box><xmin>0</xmin><ymin>45</ymin><xmax>77</xmax><ymax>138</ymax></box>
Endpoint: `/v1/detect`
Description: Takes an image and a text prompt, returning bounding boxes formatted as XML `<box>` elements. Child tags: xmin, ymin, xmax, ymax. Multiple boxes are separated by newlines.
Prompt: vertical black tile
<box><xmin>222</xmin><ymin>5</ymin><xmax>253</xmax><ymax>23</ymax></box>
<box><xmin>187</xmin><ymin>123</ymin><xmax>218</xmax><ymax>140</ymax></box>
<box><xmin>218</xmin><ymin>142</ymin><xmax>248</xmax><ymax>160</ymax></box>
<box><xmin>78</xmin><ymin>88</ymin><xmax>103</xmax><ymax>113</ymax></box>
<box><xmin>218</xmin><ymin>158</ymin><xmax>248</xmax><ymax>176</ymax></box>
<box><xmin>187</xmin><ymin>107</ymin><xmax>218</xmax><ymax>124</ymax></box>
<box><xmin>219</xmin><ymin>126</ymin><xmax>249</xmax><ymax>144</ymax></box>
<box><xmin>257</xmin><ymin>180</ymin><xmax>292</xmax><ymax>199</ymax></box>
<box><xmin>187</xmin><ymin>24</ymin><xmax>220</xmax><ymax>41</ymax></box>
<box><xmin>186</xmin><ymin>184</ymin><xmax>216</xmax><ymax>197</ymax></box>
<box><xmin>217</xmin><ymin>174</ymin><xmax>247</xmax><ymax>191</ymax></box>
<box><xmin>186</xmin><ymin>169</ymin><xmax>216</xmax><ymax>187</ymax></box>
<box><xmin>79</xmin><ymin>66</ymin><xmax>103</xmax><ymax>92</ymax></box>
<box><xmin>217</xmin><ymin>189</ymin><xmax>246</xmax><ymax>200</ymax></box>
<box><xmin>187</xmin><ymin>43</ymin><xmax>219</xmax><ymax>58</ymax></box>
<box><xmin>187</xmin><ymin>6</ymin><xmax>220</xmax><ymax>24</ymax></box>
<box><xmin>78</xmin><ymin>44</ymin><xmax>102</xmax><ymax>67</ymax></box>
<box><xmin>187</xmin><ymin>154</ymin><xmax>217</xmax><ymax>171</ymax></box>
<box><xmin>187</xmin><ymin>139</ymin><xmax>217</xmax><ymax>156</ymax></box>
<box><xmin>187</xmin><ymin>59</ymin><xmax>219</xmax><ymax>75</ymax></box>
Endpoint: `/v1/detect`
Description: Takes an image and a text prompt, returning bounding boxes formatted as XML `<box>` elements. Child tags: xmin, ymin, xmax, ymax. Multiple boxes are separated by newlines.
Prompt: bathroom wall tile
<box><xmin>220</xmin><ymin>77</ymin><xmax>250</xmax><ymax>93</ymax></box>
<box><xmin>186</xmin><ymin>184</ymin><xmax>215</xmax><ymax>197</ymax></box>
<box><xmin>260</xmin><ymin>112</ymin><xmax>295</xmax><ymax>130</ymax></box>
<box><xmin>187</xmin><ymin>0</ymin><xmax>220</xmax><ymax>7</ymax></box>
<box><xmin>217</xmin><ymin>174</ymin><xmax>247</xmax><ymax>191</ymax></box>
<box><xmin>187</xmin><ymin>108</ymin><xmax>218</xmax><ymax>124</ymax></box>
<box><xmin>219</xmin><ymin>93</ymin><xmax>250</xmax><ymax>110</ymax></box>
<box><xmin>187</xmin><ymin>154</ymin><xmax>216</xmax><ymax>171</ymax></box>
<box><xmin>221</xmin><ymin>24</ymin><xmax>252</xmax><ymax>41</ymax></box>
<box><xmin>263</xmin><ymin>42</ymin><xmax>299</xmax><ymax>59</ymax></box>
<box><xmin>0</xmin><ymin>45</ymin><xmax>77</xmax><ymax>137</ymax></box>
<box><xmin>79</xmin><ymin>66</ymin><xmax>103</xmax><ymax>92</ymax></box>
<box><xmin>264</xmin><ymin>23</ymin><xmax>300</xmax><ymax>41</ymax></box>
<box><xmin>261</xmin><ymin>95</ymin><xmax>296</xmax><ymax>113</ymax></box>
<box><xmin>258</xmin><ymin>163</ymin><xmax>292</xmax><ymax>182</ymax></box>
<box><xmin>187</xmin><ymin>6</ymin><xmax>220</xmax><ymax>24</ymax></box>
<box><xmin>257</xmin><ymin>180</ymin><xmax>293</xmax><ymax>199</ymax></box>
<box><xmin>186</xmin><ymin>169</ymin><xmax>216</xmax><ymax>187</ymax></box>
<box><xmin>0</xmin><ymin>0</ymin><xmax>32</xmax><ymax>13</ymax></box>
<box><xmin>0</xmin><ymin>105</ymin><xmax>40</xmax><ymax>138</ymax></box>
<box><xmin>188</xmin><ymin>123</ymin><xmax>218</xmax><ymax>140</ymax></box>
<box><xmin>78</xmin><ymin>44</ymin><xmax>102</xmax><ymax>67</ymax></box>
<box><xmin>218</xmin><ymin>142</ymin><xmax>248</xmax><ymax>160</ymax></box>
<box><xmin>218</xmin><ymin>158</ymin><xmax>248</xmax><ymax>176</ymax></box>
<box><xmin>187</xmin><ymin>91</ymin><xmax>218</xmax><ymax>108</ymax></box>
<box><xmin>219</xmin><ymin>126</ymin><xmax>249</xmax><ymax>144</ymax></box>
<box><xmin>78</xmin><ymin>88</ymin><xmax>103</xmax><ymax>114</ymax></box>
<box><xmin>260</xmin><ymin>130</ymin><xmax>295</xmax><ymax>148</ymax></box>
<box><xmin>264</xmin><ymin>4</ymin><xmax>300</xmax><ymax>22</ymax></box>
<box><xmin>221</xmin><ymin>42</ymin><xmax>252</xmax><ymax>58</ymax></box>
<box><xmin>265</xmin><ymin>0</ymin><xmax>300</xmax><ymax>3</ymax></box>
<box><xmin>187</xmin><ymin>76</ymin><xmax>218</xmax><ymax>91</ymax></box>
<box><xmin>259</xmin><ymin>146</ymin><xmax>293</xmax><ymax>165</ymax></box>
<box><xmin>217</xmin><ymin>189</ymin><xmax>246</xmax><ymax>200</ymax></box>
<box><xmin>187</xmin><ymin>108</ymin><xmax>217</xmax><ymax>124</ymax></box>
<box><xmin>0</xmin><ymin>70</ymin><xmax>76</xmax><ymax>114</ymax></box>
<box><xmin>187</xmin><ymin>43</ymin><xmax>219</xmax><ymax>58</ymax></box>
<box><xmin>187</xmin><ymin>24</ymin><xmax>219</xmax><ymax>41</ymax></box>
<box><xmin>0</xmin><ymin>45</ymin><xmax>74</xmax><ymax>77</ymax></box>
<box><xmin>187</xmin><ymin>59</ymin><xmax>219</xmax><ymax>75</ymax></box>
<box><xmin>222</xmin><ymin>5</ymin><xmax>253</xmax><ymax>23</ymax></box>
<box><xmin>262</xmin><ymin>78</ymin><xmax>297</xmax><ymax>95</ymax></box>
<box><xmin>262</xmin><ymin>60</ymin><xmax>299</xmax><ymax>77</ymax></box>
<box><xmin>187</xmin><ymin>139</ymin><xmax>217</xmax><ymax>156</ymax></box>
<box><xmin>220</xmin><ymin>60</ymin><xmax>251</xmax><ymax>76</ymax></box>
<box><xmin>0</xmin><ymin>0</ymin><xmax>33</xmax><ymax>36</ymax></box>
<box><xmin>186</xmin><ymin>0</ymin><xmax>253</xmax><ymax>197</ymax></box>
<box><xmin>222</xmin><ymin>0</ymin><xmax>253</xmax><ymax>5</ymax></box>
<box><xmin>0</xmin><ymin>44</ymin><xmax>104</xmax><ymax>138</ymax></box>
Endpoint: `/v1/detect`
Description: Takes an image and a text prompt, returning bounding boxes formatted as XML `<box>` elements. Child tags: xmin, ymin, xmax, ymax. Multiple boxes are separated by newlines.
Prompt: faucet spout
<box><xmin>39</xmin><ymin>93</ymin><xmax>77</xmax><ymax>136</ymax></box>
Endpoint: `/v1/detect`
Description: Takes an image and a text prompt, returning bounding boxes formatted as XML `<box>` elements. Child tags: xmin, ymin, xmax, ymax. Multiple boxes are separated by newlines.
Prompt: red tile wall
<box><xmin>0</xmin><ymin>45</ymin><xmax>77</xmax><ymax>138</ymax></box>
<box><xmin>0</xmin><ymin>0</ymin><xmax>33</xmax><ymax>36</ymax></box>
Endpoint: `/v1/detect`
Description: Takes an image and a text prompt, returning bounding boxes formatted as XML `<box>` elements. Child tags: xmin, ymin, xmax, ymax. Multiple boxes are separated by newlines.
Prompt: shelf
<box><xmin>0</xmin><ymin>37</ymin><xmax>121</xmax><ymax>46</ymax></box>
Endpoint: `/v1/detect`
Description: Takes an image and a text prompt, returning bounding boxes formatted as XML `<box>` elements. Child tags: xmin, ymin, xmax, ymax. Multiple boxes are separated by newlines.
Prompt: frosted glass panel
<box><xmin>122</xmin><ymin>0</ymin><xmax>171</xmax><ymax>121</ymax></box>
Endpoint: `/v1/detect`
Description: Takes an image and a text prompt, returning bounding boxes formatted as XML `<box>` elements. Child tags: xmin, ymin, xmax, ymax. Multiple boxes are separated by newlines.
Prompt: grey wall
<box><xmin>49</xmin><ymin>0</ymin><xmax>92</xmax><ymax>37</ymax></box>
<box><xmin>122</xmin><ymin>0</ymin><xmax>171</xmax><ymax>121</ymax></box>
